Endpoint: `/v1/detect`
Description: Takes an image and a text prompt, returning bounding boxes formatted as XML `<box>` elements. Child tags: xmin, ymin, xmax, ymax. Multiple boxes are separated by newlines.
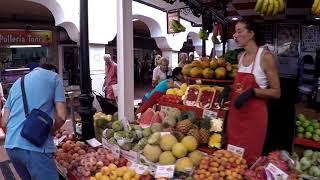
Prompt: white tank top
<box><xmin>238</xmin><ymin>47</ymin><xmax>268</xmax><ymax>89</ymax></box>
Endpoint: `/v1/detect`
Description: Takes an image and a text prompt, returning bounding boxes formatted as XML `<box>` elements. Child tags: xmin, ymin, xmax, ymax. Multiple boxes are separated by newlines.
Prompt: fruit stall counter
<box><xmin>294</xmin><ymin>138</ymin><xmax>320</xmax><ymax>150</ymax></box>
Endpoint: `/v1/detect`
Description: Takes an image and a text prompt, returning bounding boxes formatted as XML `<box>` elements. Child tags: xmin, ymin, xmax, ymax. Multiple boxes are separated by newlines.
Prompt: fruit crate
<box><xmin>294</xmin><ymin>137</ymin><xmax>320</xmax><ymax>150</ymax></box>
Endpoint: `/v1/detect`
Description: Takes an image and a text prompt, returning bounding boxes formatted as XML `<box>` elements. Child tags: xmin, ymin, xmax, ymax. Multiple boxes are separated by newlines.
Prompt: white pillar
<box><xmin>117</xmin><ymin>0</ymin><xmax>134</xmax><ymax>122</ymax></box>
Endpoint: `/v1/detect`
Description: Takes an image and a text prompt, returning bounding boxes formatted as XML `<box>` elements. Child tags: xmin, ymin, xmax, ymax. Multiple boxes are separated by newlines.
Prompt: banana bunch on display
<box><xmin>255</xmin><ymin>0</ymin><xmax>285</xmax><ymax>16</ymax></box>
<box><xmin>171</xmin><ymin>20</ymin><xmax>186</xmax><ymax>33</ymax></box>
<box><xmin>312</xmin><ymin>0</ymin><xmax>320</xmax><ymax>15</ymax></box>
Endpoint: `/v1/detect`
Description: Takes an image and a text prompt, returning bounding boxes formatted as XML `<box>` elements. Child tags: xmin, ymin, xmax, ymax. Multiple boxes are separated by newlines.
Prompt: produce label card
<box><xmin>53</xmin><ymin>135</ymin><xmax>66</xmax><ymax>146</ymax></box>
<box><xmin>227</xmin><ymin>144</ymin><xmax>245</xmax><ymax>157</ymax></box>
<box><xmin>160</xmin><ymin>132</ymin><xmax>171</xmax><ymax>136</ymax></box>
<box><xmin>86</xmin><ymin>138</ymin><xmax>102</xmax><ymax>147</ymax></box>
<box><xmin>128</xmin><ymin>162</ymin><xmax>149</xmax><ymax>175</ymax></box>
<box><xmin>202</xmin><ymin>109</ymin><xmax>218</xmax><ymax>119</ymax></box>
<box><xmin>102</xmin><ymin>138</ymin><xmax>120</xmax><ymax>159</ymax></box>
<box><xmin>155</xmin><ymin>165</ymin><xmax>175</xmax><ymax>178</ymax></box>
<box><xmin>121</xmin><ymin>150</ymin><xmax>139</xmax><ymax>163</ymax></box>
<box><xmin>55</xmin><ymin>160</ymin><xmax>67</xmax><ymax>178</ymax></box>
<box><xmin>195</xmin><ymin>79</ymin><xmax>202</xmax><ymax>84</ymax></box>
<box><xmin>265</xmin><ymin>163</ymin><xmax>288</xmax><ymax>180</ymax></box>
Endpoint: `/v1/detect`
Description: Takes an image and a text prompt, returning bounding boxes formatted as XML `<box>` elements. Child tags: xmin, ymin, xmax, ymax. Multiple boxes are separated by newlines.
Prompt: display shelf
<box><xmin>185</xmin><ymin>77</ymin><xmax>234</xmax><ymax>85</ymax></box>
<box><xmin>198</xmin><ymin>146</ymin><xmax>216</xmax><ymax>155</ymax></box>
<box><xmin>158</xmin><ymin>101</ymin><xmax>227</xmax><ymax>118</ymax></box>
<box><xmin>294</xmin><ymin>137</ymin><xmax>320</xmax><ymax>150</ymax></box>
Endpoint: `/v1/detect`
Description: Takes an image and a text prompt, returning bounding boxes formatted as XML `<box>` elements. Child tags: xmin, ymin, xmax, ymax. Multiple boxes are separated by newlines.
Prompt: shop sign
<box><xmin>0</xmin><ymin>30</ymin><xmax>52</xmax><ymax>45</ymax></box>
<box><xmin>167</xmin><ymin>10</ymin><xmax>180</xmax><ymax>34</ymax></box>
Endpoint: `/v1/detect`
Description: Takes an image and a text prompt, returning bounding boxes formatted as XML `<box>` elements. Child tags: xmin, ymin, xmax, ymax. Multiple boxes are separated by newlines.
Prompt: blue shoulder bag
<box><xmin>20</xmin><ymin>76</ymin><xmax>54</xmax><ymax>147</ymax></box>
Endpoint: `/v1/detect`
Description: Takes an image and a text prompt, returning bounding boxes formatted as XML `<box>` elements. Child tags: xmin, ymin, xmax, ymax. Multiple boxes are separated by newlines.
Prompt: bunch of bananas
<box><xmin>171</xmin><ymin>20</ymin><xmax>186</xmax><ymax>33</ymax></box>
<box><xmin>312</xmin><ymin>0</ymin><xmax>320</xmax><ymax>15</ymax></box>
<box><xmin>198</xmin><ymin>29</ymin><xmax>209</xmax><ymax>40</ymax></box>
<box><xmin>255</xmin><ymin>0</ymin><xmax>284</xmax><ymax>16</ymax></box>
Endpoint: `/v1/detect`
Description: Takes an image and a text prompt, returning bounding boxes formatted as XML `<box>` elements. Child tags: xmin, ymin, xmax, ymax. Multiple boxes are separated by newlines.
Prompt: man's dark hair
<box><xmin>171</xmin><ymin>67</ymin><xmax>182</xmax><ymax>80</ymax></box>
<box><xmin>39</xmin><ymin>63</ymin><xmax>58</xmax><ymax>73</ymax></box>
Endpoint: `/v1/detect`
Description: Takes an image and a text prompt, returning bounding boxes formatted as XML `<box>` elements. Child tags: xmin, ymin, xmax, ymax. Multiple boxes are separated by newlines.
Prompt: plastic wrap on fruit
<box><xmin>210</xmin><ymin>118</ymin><xmax>223</xmax><ymax>132</ymax></box>
<box><xmin>196</xmin><ymin>87</ymin><xmax>216</xmax><ymax>109</ymax></box>
<box><xmin>183</xmin><ymin>87</ymin><xmax>200</xmax><ymax>106</ymax></box>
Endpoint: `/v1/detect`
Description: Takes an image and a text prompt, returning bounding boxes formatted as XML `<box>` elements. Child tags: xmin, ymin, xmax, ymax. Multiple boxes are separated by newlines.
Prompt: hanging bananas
<box><xmin>254</xmin><ymin>0</ymin><xmax>285</xmax><ymax>16</ymax></box>
<box><xmin>312</xmin><ymin>0</ymin><xmax>320</xmax><ymax>15</ymax></box>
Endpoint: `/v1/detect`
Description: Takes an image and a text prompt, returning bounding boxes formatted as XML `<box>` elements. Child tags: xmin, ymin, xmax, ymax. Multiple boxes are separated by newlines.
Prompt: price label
<box><xmin>55</xmin><ymin>160</ymin><xmax>67</xmax><ymax>178</ymax></box>
<box><xmin>227</xmin><ymin>144</ymin><xmax>245</xmax><ymax>157</ymax></box>
<box><xmin>128</xmin><ymin>162</ymin><xmax>150</xmax><ymax>175</ymax></box>
<box><xmin>160</xmin><ymin>132</ymin><xmax>171</xmax><ymax>136</ymax></box>
<box><xmin>54</xmin><ymin>135</ymin><xmax>66</xmax><ymax>146</ymax></box>
<box><xmin>155</xmin><ymin>165</ymin><xmax>175</xmax><ymax>178</ymax></box>
<box><xmin>86</xmin><ymin>138</ymin><xmax>102</xmax><ymax>148</ymax></box>
<box><xmin>265</xmin><ymin>163</ymin><xmax>288</xmax><ymax>180</ymax></box>
<box><xmin>195</xmin><ymin>79</ymin><xmax>202</xmax><ymax>84</ymax></box>
<box><xmin>102</xmin><ymin>138</ymin><xmax>120</xmax><ymax>159</ymax></box>
<box><xmin>121</xmin><ymin>150</ymin><xmax>139</xmax><ymax>163</ymax></box>
<box><xmin>202</xmin><ymin>109</ymin><xmax>218</xmax><ymax>119</ymax></box>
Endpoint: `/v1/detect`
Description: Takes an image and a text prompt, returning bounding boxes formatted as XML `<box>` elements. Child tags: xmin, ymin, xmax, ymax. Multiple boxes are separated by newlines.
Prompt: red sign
<box><xmin>0</xmin><ymin>30</ymin><xmax>53</xmax><ymax>45</ymax></box>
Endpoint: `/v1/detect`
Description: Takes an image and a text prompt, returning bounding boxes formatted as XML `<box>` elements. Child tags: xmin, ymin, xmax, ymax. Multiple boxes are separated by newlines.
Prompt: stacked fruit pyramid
<box><xmin>193</xmin><ymin>150</ymin><xmax>248</xmax><ymax>180</ymax></box>
<box><xmin>295</xmin><ymin>113</ymin><xmax>320</xmax><ymax>141</ymax></box>
<box><xmin>182</xmin><ymin>57</ymin><xmax>238</xmax><ymax>80</ymax></box>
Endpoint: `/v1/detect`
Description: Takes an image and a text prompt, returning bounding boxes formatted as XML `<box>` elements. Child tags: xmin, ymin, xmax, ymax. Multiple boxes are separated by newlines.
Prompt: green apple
<box><xmin>296</xmin><ymin>120</ymin><xmax>302</xmax><ymax>126</ymax></box>
<box><xmin>297</xmin><ymin>127</ymin><xmax>305</xmax><ymax>133</ymax></box>
<box><xmin>305</xmin><ymin>132</ymin><xmax>312</xmax><ymax>139</ymax></box>
<box><xmin>313</xmin><ymin>134</ymin><xmax>320</xmax><ymax>141</ymax></box>
<box><xmin>306</xmin><ymin>126</ymin><xmax>314</xmax><ymax>133</ymax></box>
<box><xmin>302</xmin><ymin>121</ymin><xmax>311</xmax><ymax>128</ymax></box>
<box><xmin>315</xmin><ymin>129</ymin><xmax>320</xmax><ymax>135</ymax></box>
<box><xmin>297</xmin><ymin>113</ymin><xmax>306</xmax><ymax>121</ymax></box>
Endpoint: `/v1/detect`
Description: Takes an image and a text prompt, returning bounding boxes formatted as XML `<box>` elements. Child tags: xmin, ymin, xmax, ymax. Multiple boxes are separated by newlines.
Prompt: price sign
<box><xmin>121</xmin><ymin>150</ymin><xmax>139</xmax><ymax>163</ymax></box>
<box><xmin>86</xmin><ymin>138</ymin><xmax>102</xmax><ymax>148</ymax></box>
<box><xmin>155</xmin><ymin>165</ymin><xmax>175</xmax><ymax>178</ymax></box>
<box><xmin>227</xmin><ymin>144</ymin><xmax>245</xmax><ymax>157</ymax></box>
<box><xmin>160</xmin><ymin>132</ymin><xmax>171</xmax><ymax>136</ymax></box>
<box><xmin>202</xmin><ymin>109</ymin><xmax>218</xmax><ymax>119</ymax></box>
<box><xmin>102</xmin><ymin>138</ymin><xmax>120</xmax><ymax>159</ymax></box>
<box><xmin>195</xmin><ymin>79</ymin><xmax>202</xmax><ymax>84</ymax></box>
<box><xmin>128</xmin><ymin>162</ymin><xmax>150</xmax><ymax>175</ymax></box>
<box><xmin>53</xmin><ymin>135</ymin><xmax>66</xmax><ymax>146</ymax></box>
<box><xmin>265</xmin><ymin>163</ymin><xmax>288</xmax><ymax>180</ymax></box>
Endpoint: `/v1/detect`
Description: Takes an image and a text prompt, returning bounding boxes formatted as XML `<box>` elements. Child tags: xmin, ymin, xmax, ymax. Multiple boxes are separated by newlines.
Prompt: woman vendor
<box><xmin>226</xmin><ymin>20</ymin><xmax>281</xmax><ymax>164</ymax></box>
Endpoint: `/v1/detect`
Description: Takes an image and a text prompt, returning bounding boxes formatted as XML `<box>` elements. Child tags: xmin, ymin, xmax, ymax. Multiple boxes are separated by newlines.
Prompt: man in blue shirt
<box><xmin>1</xmin><ymin>64</ymin><xmax>67</xmax><ymax>180</ymax></box>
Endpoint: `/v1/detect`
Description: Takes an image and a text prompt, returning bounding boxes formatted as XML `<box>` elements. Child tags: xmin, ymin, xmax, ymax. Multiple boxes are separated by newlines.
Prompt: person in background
<box><xmin>152</xmin><ymin>57</ymin><xmax>172</xmax><ymax>87</ymax></box>
<box><xmin>143</xmin><ymin>67</ymin><xmax>184</xmax><ymax>101</ymax></box>
<box><xmin>188</xmin><ymin>52</ymin><xmax>195</xmax><ymax>63</ymax></box>
<box><xmin>225</xmin><ymin>19</ymin><xmax>280</xmax><ymax>164</ymax></box>
<box><xmin>154</xmin><ymin>54</ymin><xmax>162</xmax><ymax>67</ymax></box>
<box><xmin>1</xmin><ymin>63</ymin><xmax>67</xmax><ymax>180</ymax></box>
<box><xmin>178</xmin><ymin>52</ymin><xmax>189</xmax><ymax>68</ymax></box>
<box><xmin>103</xmin><ymin>54</ymin><xmax>117</xmax><ymax>104</ymax></box>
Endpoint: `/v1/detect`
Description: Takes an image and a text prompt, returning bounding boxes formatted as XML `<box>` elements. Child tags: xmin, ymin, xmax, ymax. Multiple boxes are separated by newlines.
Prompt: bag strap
<box><xmin>21</xmin><ymin>76</ymin><xmax>29</xmax><ymax>116</ymax></box>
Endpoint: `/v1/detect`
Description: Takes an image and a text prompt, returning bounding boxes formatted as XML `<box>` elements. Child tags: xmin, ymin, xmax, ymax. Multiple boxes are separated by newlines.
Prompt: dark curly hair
<box><xmin>237</xmin><ymin>19</ymin><xmax>266</xmax><ymax>46</ymax></box>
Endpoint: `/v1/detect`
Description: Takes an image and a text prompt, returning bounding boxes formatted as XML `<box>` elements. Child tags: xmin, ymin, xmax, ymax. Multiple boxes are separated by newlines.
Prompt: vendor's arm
<box><xmin>1</xmin><ymin>108</ymin><xmax>9</xmax><ymax>127</ymax></box>
<box><xmin>152</xmin><ymin>68</ymin><xmax>159</xmax><ymax>87</ymax></box>
<box><xmin>254</xmin><ymin>52</ymin><xmax>281</xmax><ymax>99</ymax></box>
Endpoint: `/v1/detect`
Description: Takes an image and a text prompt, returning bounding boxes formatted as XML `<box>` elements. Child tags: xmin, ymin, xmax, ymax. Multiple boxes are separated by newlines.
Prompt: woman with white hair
<box><xmin>102</xmin><ymin>54</ymin><xmax>117</xmax><ymax>104</ymax></box>
<box><xmin>152</xmin><ymin>57</ymin><xmax>172</xmax><ymax>87</ymax></box>
<box><xmin>178</xmin><ymin>52</ymin><xmax>189</xmax><ymax>67</ymax></box>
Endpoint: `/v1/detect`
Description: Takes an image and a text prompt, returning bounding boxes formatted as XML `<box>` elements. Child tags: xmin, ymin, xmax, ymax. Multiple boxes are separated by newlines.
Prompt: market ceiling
<box><xmin>137</xmin><ymin>0</ymin><xmax>317</xmax><ymax>24</ymax></box>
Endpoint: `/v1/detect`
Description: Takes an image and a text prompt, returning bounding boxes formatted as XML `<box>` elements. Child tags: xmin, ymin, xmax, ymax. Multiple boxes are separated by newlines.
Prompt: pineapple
<box><xmin>187</xmin><ymin>128</ymin><xmax>201</xmax><ymax>143</ymax></box>
<box><xmin>175</xmin><ymin>119</ymin><xmax>192</xmax><ymax>135</ymax></box>
<box><xmin>171</xmin><ymin>131</ymin><xmax>185</xmax><ymax>142</ymax></box>
<box><xmin>199</xmin><ymin>118</ymin><xmax>210</xmax><ymax>144</ymax></box>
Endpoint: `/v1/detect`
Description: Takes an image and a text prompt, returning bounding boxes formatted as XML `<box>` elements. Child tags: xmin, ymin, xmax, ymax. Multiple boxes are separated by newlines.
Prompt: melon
<box><xmin>182</xmin><ymin>64</ymin><xmax>193</xmax><ymax>76</ymax></box>
<box><xmin>191</xmin><ymin>60</ymin><xmax>202</xmax><ymax>67</ymax></box>
<box><xmin>201</xmin><ymin>59</ymin><xmax>210</xmax><ymax>68</ymax></box>
<box><xmin>190</xmin><ymin>67</ymin><xmax>203</xmax><ymax>78</ymax></box>
<box><xmin>159</xmin><ymin>151</ymin><xmax>176</xmax><ymax>165</ymax></box>
<box><xmin>175</xmin><ymin>157</ymin><xmax>193</xmax><ymax>172</ymax></box>
<box><xmin>172</xmin><ymin>143</ymin><xmax>188</xmax><ymax>158</ymax></box>
<box><xmin>181</xmin><ymin>136</ymin><xmax>198</xmax><ymax>152</ymax></box>
<box><xmin>217</xmin><ymin>57</ymin><xmax>226</xmax><ymax>67</ymax></box>
<box><xmin>215</xmin><ymin>67</ymin><xmax>226</xmax><ymax>80</ymax></box>
<box><xmin>143</xmin><ymin>144</ymin><xmax>162</xmax><ymax>163</ymax></box>
<box><xmin>202</xmin><ymin>68</ymin><xmax>214</xmax><ymax>79</ymax></box>
<box><xmin>210</xmin><ymin>58</ymin><xmax>218</xmax><ymax>69</ymax></box>
<box><xmin>160</xmin><ymin>134</ymin><xmax>178</xmax><ymax>151</ymax></box>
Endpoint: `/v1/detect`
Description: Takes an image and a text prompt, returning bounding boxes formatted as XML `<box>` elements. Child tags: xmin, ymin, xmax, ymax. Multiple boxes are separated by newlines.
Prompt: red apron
<box><xmin>226</xmin><ymin>51</ymin><xmax>267</xmax><ymax>165</ymax></box>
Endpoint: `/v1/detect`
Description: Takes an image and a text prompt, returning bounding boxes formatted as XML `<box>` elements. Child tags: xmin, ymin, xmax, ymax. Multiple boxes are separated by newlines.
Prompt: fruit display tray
<box><xmin>185</xmin><ymin>77</ymin><xmax>234</xmax><ymax>85</ymax></box>
<box><xmin>294</xmin><ymin>137</ymin><xmax>320</xmax><ymax>150</ymax></box>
